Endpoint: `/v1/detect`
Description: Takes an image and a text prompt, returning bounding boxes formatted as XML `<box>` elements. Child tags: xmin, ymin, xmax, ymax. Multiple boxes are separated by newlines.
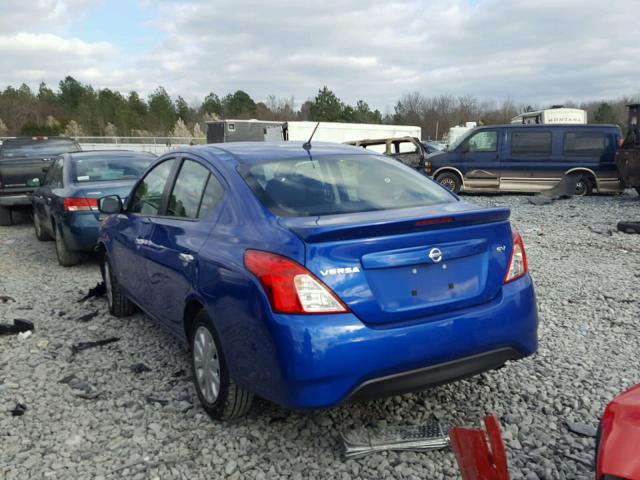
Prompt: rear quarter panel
<box><xmin>192</xmin><ymin>158</ymin><xmax>307</xmax><ymax>400</ymax></box>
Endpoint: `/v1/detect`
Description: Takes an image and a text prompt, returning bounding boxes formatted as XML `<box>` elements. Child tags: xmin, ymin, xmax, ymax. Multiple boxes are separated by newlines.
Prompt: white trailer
<box><xmin>283</xmin><ymin>121</ymin><xmax>421</xmax><ymax>143</ymax></box>
<box><xmin>446</xmin><ymin>122</ymin><xmax>477</xmax><ymax>145</ymax></box>
<box><xmin>511</xmin><ymin>107</ymin><xmax>587</xmax><ymax>125</ymax></box>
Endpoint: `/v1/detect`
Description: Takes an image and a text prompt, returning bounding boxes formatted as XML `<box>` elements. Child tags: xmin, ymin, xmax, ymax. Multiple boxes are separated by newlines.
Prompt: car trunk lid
<box><xmin>279</xmin><ymin>202</ymin><xmax>513</xmax><ymax>325</ymax></box>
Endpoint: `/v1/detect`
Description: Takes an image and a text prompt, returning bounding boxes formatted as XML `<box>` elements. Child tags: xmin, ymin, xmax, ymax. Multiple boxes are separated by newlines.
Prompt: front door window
<box><xmin>129</xmin><ymin>159</ymin><xmax>176</xmax><ymax>215</ymax></box>
<box><xmin>467</xmin><ymin>131</ymin><xmax>497</xmax><ymax>152</ymax></box>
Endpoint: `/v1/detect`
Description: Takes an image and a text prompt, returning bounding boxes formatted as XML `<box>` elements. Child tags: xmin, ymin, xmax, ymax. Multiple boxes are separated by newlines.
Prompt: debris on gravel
<box><xmin>130</xmin><ymin>363</ymin><xmax>152</xmax><ymax>374</ymax></box>
<box><xmin>0</xmin><ymin>319</ymin><xmax>34</xmax><ymax>336</ymax></box>
<box><xmin>1</xmin><ymin>192</ymin><xmax>640</xmax><ymax>479</ymax></box>
<box><xmin>9</xmin><ymin>402</ymin><xmax>27</xmax><ymax>417</ymax></box>
<box><xmin>70</xmin><ymin>337</ymin><xmax>120</xmax><ymax>355</ymax></box>
<box><xmin>77</xmin><ymin>282</ymin><xmax>106</xmax><ymax>302</ymax></box>
<box><xmin>77</xmin><ymin>310</ymin><xmax>100</xmax><ymax>323</ymax></box>
<box><xmin>565</xmin><ymin>420</ymin><xmax>597</xmax><ymax>438</ymax></box>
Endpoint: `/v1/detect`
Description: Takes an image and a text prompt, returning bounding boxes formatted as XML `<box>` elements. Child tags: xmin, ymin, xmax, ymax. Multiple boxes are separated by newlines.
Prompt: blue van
<box><xmin>428</xmin><ymin>124</ymin><xmax>622</xmax><ymax>195</ymax></box>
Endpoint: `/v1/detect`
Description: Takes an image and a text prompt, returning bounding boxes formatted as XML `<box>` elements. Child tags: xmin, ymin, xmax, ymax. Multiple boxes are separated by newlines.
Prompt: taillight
<box><xmin>244</xmin><ymin>250</ymin><xmax>349</xmax><ymax>314</ymax></box>
<box><xmin>503</xmin><ymin>229</ymin><xmax>528</xmax><ymax>284</ymax></box>
<box><xmin>64</xmin><ymin>198</ymin><xmax>98</xmax><ymax>212</ymax></box>
<box><xmin>425</xmin><ymin>160</ymin><xmax>433</xmax><ymax>175</ymax></box>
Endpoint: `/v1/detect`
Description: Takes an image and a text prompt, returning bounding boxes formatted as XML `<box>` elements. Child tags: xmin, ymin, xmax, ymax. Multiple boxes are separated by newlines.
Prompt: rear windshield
<box><xmin>240</xmin><ymin>154</ymin><xmax>454</xmax><ymax>217</ymax></box>
<box><xmin>71</xmin><ymin>154</ymin><xmax>154</xmax><ymax>183</ymax></box>
<box><xmin>1</xmin><ymin>139</ymin><xmax>79</xmax><ymax>158</ymax></box>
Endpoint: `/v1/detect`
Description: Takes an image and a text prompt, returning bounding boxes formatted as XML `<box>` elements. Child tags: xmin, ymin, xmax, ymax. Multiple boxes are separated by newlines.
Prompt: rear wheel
<box><xmin>0</xmin><ymin>206</ymin><xmax>12</xmax><ymax>226</ymax></box>
<box><xmin>574</xmin><ymin>175</ymin><xmax>593</xmax><ymax>196</ymax></box>
<box><xmin>33</xmin><ymin>213</ymin><xmax>51</xmax><ymax>241</ymax></box>
<box><xmin>102</xmin><ymin>255</ymin><xmax>136</xmax><ymax>317</ymax></box>
<box><xmin>54</xmin><ymin>224</ymin><xmax>80</xmax><ymax>267</ymax></box>
<box><xmin>435</xmin><ymin>172</ymin><xmax>462</xmax><ymax>194</ymax></box>
<box><xmin>190</xmin><ymin>310</ymin><xmax>253</xmax><ymax>420</ymax></box>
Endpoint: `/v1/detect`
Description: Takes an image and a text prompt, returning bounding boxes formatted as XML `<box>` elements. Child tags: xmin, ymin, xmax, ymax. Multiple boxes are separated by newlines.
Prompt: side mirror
<box><xmin>27</xmin><ymin>178</ymin><xmax>41</xmax><ymax>187</ymax></box>
<box><xmin>98</xmin><ymin>195</ymin><xmax>123</xmax><ymax>214</ymax></box>
<box><xmin>461</xmin><ymin>144</ymin><xmax>470</xmax><ymax>153</ymax></box>
<box><xmin>42</xmin><ymin>166</ymin><xmax>50</xmax><ymax>173</ymax></box>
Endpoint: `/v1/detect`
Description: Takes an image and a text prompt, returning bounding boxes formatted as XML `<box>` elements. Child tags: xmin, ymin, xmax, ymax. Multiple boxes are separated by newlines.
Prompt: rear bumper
<box><xmin>0</xmin><ymin>194</ymin><xmax>31</xmax><ymax>206</ymax></box>
<box><xmin>346</xmin><ymin>347</ymin><xmax>521</xmax><ymax>403</ymax></box>
<box><xmin>60</xmin><ymin>213</ymin><xmax>100</xmax><ymax>252</ymax></box>
<box><xmin>262</xmin><ymin>275</ymin><xmax>538</xmax><ymax>409</ymax></box>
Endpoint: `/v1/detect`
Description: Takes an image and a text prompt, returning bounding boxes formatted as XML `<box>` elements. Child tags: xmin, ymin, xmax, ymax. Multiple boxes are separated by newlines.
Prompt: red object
<box><xmin>503</xmin><ymin>229</ymin><xmax>528</xmax><ymax>284</ymax></box>
<box><xmin>415</xmin><ymin>217</ymin><xmax>454</xmax><ymax>226</ymax></box>
<box><xmin>64</xmin><ymin>197</ymin><xmax>98</xmax><ymax>212</ymax></box>
<box><xmin>243</xmin><ymin>249</ymin><xmax>349</xmax><ymax>315</ymax></box>
<box><xmin>597</xmin><ymin>383</ymin><xmax>640</xmax><ymax>480</ymax></box>
<box><xmin>450</xmin><ymin>415</ymin><xmax>510</xmax><ymax>480</ymax></box>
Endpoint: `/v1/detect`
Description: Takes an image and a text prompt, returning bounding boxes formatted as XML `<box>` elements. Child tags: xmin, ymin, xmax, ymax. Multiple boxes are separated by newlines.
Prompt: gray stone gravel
<box><xmin>1</xmin><ymin>193</ymin><xmax>640</xmax><ymax>479</ymax></box>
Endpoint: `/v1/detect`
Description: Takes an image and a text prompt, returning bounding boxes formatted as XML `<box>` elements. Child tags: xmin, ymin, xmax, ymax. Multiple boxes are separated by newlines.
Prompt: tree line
<box><xmin>0</xmin><ymin>76</ymin><xmax>636</xmax><ymax>140</ymax></box>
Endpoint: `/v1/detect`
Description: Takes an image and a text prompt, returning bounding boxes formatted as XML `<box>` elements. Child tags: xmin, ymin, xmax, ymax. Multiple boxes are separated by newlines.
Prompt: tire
<box><xmin>102</xmin><ymin>255</ymin><xmax>136</xmax><ymax>317</ymax></box>
<box><xmin>33</xmin><ymin>213</ymin><xmax>51</xmax><ymax>241</ymax></box>
<box><xmin>54</xmin><ymin>224</ymin><xmax>80</xmax><ymax>267</ymax></box>
<box><xmin>574</xmin><ymin>175</ymin><xmax>593</xmax><ymax>196</ymax></box>
<box><xmin>435</xmin><ymin>172</ymin><xmax>462</xmax><ymax>193</ymax></box>
<box><xmin>190</xmin><ymin>310</ymin><xmax>253</xmax><ymax>420</ymax></box>
<box><xmin>0</xmin><ymin>206</ymin><xmax>12</xmax><ymax>226</ymax></box>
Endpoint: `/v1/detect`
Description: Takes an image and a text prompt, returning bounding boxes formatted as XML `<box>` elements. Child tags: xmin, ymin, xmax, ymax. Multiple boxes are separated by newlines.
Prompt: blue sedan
<box><xmin>97</xmin><ymin>142</ymin><xmax>538</xmax><ymax>419</ymax></box>
<box><xmin>32</xmin><ymin>150</ymin><xmax>155</xmax><ymax>266</ymax></box>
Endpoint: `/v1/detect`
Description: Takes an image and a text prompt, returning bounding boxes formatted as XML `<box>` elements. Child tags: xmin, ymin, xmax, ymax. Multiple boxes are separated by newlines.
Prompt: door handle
<box><xmin>178</xmin><ymin>253</ymin><xmax>194</xmax><ymax>265</ymax></box>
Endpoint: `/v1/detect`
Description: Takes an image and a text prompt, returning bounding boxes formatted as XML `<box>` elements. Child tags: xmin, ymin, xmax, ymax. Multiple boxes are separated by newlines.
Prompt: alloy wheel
<box><xmin>439</xmin><ymin>177</ymin><xmax>457</xmax><ymax>191</ymax></box>
<box><xmin>575</xmin><ymin>180</ymin><xmax>587</xmax><ymax>196</ymax></box>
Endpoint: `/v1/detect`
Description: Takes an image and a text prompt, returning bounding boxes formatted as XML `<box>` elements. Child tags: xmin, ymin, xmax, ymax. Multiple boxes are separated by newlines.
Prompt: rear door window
<box><xmin>167</xmin><ymin>160</ymin><xmax>211</xmax><ymax>219</ymax></box>
<box><xmin>197</xmin><ymin>174</ymin><xmax>225</xmax><ymax>218</ymax></box>
<box><xmin>129</xmin><ymin>159</ymin><xmax>176</xmax><ymax>215</ymax></box>
<box><xmin>511</xmin><ymin>131</ymin><xmax>552</xmax><ymax>157</ymax></box>
<box><xmin>563</xmin><ymin>132</ymin><xmax>606</xmax><ymax>156</ymax></box>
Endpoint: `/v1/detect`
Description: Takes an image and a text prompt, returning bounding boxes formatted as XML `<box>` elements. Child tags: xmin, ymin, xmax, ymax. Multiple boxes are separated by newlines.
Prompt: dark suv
<box><xmin>0</xmin><ymin>136</ymin><xmax>80</xmax><ymax>225</ymax></box>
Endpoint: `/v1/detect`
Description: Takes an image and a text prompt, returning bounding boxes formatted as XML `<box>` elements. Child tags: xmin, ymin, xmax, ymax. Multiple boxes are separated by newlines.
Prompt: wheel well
<box><xmin>183</xmin><ymin>300</ymin><xmax>205</xmax><ymax>345</ymax></box>
<box><xmin>565</xmin><ymin>169</ymin><xmax>596</xmax><ymax>186</ymax></box>
<box><xmin>434</xmin><ymin>168</ymin><xmax>463</xmax><ymax>183</ymax></box>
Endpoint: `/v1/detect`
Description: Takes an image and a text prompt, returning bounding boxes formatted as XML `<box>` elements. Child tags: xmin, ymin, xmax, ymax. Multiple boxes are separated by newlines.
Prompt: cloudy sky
<box><xmin>0</xmin><ymin>0</ymin><xmax>638</xmax><ymax>111</ymax></box>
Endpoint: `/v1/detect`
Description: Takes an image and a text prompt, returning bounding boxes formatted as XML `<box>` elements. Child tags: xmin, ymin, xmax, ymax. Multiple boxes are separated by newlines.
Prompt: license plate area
<box><xmin>365</xmin><ymin>255</ymin><xmax>486</xmax><ymax>312</ymax></box>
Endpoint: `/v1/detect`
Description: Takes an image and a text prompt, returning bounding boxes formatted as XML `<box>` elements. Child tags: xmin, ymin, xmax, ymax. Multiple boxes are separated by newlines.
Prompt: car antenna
<box><xmin>303</xmin><ymin>122</ymin><xmax>320</xmax><ymax>157</ymax></box>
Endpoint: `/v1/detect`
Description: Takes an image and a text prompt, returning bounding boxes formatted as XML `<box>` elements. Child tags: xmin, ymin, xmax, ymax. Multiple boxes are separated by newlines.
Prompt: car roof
<box><xmin>178</xmin><ymin>141</ymin><xmax>368</xmax><ymax>165</ymax></box>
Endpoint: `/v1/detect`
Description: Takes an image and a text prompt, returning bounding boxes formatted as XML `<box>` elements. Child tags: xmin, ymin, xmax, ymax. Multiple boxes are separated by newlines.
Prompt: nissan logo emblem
<box><xmin>429</xmin><ymin>247</ymin><xmax>443</xmax><ymax>263</ymax></box>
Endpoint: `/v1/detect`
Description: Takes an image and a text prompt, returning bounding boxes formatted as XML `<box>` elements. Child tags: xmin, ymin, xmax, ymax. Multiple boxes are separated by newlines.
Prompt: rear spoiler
<box><xmin>279</xmin><ymin>206</ymin><xmax>511</xmax><ymax>243</ymax></box>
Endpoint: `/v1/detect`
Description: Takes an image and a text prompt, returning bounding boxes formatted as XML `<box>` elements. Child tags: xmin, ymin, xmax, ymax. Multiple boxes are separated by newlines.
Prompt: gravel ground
<box><xmin>1</xmin><ymin>193</ymin><xmax>640</xmax><ymax>480</ymax></box>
